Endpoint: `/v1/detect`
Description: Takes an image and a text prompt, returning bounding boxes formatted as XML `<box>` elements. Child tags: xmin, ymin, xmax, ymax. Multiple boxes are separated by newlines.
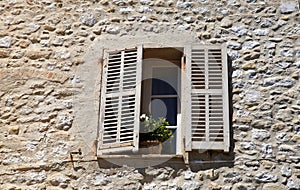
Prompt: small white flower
<box><xmin>140</xmin><ymin>114</ymin><xmax>146</xmax><ymax>119</ymax></box>
<box><xmin>140</xmin><ymin>114</ymin><xmax>149</xmax><ymax>122</ymax></box>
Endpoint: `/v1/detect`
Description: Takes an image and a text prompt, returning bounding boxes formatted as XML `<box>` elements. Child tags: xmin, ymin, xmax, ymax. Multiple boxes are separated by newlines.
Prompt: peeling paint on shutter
<box><xmin>98</xmin><ymin>47</ymin><xmax>142</xmax><ymax>154</ymax></box>
<box><xmin>184</xmin><ymin>44</ymin><xmax>229</xmax><ymax>152</ymax></box>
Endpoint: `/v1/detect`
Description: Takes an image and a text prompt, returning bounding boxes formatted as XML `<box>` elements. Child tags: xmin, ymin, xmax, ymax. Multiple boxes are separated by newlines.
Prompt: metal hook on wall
<box><xmin>69</xmin><ymin>148</ymin><xmax>82</xmax><ymax>169</ymax></box>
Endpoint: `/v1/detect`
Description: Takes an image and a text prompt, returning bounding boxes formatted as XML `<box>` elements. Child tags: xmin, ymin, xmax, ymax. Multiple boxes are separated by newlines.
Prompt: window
<box><xmin>98</xmin><ymin>44</ymin><xmax>229</xmax><ymax>156</ymax></box>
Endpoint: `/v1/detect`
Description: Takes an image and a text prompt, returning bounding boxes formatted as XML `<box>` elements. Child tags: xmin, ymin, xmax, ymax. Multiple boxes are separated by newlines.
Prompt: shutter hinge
<box><xmin>93</xmin><ymin>140</ymin><xmax>98</xmax><ymax>155</ymax></box>
<box><xmin>182</xmin><ymin>54</ymin><xmax>186</xmax><ymax>70</ymax></box>
<box><xmin>98</xmin><ymin>57</ymin><xmax>103</xmax><ymax>66</ymax></box>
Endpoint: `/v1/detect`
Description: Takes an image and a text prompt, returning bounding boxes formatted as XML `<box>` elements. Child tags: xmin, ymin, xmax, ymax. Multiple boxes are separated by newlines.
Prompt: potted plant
<box><xmin>139</xmin><ymin>114</ymin><xmax>173</xmax><ymax>154</ymax></box>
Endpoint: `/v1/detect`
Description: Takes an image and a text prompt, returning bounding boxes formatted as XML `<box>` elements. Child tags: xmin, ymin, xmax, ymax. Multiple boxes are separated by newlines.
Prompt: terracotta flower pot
<box><xmin>139</xmin><ymin>141</ymin><xmax>162</xmax><ymax>154</ymax></box>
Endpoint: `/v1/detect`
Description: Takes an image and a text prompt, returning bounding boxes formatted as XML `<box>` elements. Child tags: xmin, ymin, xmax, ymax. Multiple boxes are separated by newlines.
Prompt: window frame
<box><xmin>141</xmin><ymin>59</ymin><xmax>182</xmax><ymax>155</ymax></box>
<box><xmin>97</xmin><ymin>44</ymin><xmax>229</xmax><ymax>157</ymax></box>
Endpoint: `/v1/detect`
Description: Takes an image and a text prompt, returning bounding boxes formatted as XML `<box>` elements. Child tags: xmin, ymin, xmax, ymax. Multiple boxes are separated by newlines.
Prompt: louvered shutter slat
<box><xmin>184</xmin><ymin>44</ymin><xmax>229</xmax><ymax>152</ymax></box>
<box><xmin>98</xmin><ymin>47</ymin><xmax>142</xmax><ymax>155</ymax></box>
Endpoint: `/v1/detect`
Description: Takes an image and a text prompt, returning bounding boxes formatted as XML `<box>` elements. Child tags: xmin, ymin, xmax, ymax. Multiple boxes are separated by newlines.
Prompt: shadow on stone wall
<box><xmin>97</xmin><ymin>157</ymin><xmax>187</xmax><ymax>170</ymax></box>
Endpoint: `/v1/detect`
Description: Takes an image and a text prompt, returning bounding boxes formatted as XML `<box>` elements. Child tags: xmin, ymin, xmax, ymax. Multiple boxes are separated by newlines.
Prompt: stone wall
<box><xmin>0</xmin><ymin>0</ymin><xmax>299</xmax><ymax>189</ymax></box>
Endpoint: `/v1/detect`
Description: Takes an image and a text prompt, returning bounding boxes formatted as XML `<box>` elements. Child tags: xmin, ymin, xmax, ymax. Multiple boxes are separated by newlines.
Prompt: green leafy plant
<box><xmin>140</xmin><ymin>115</ymin><xmax>173</xmax><ymax>142</ymax></box>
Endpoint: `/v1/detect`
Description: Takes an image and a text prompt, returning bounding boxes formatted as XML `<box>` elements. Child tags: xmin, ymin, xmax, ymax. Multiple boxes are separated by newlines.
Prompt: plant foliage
<box><xmin>140</xmin><ymin>115</ymin><xmax>173</xmax><ymax>142</ymax></box>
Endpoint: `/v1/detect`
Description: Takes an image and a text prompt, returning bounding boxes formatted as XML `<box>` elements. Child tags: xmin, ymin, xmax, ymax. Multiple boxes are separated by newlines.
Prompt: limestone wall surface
<box><xmin>0</xmin><ymin>0</ymin><xmax>300</xmax><ymax>189</ymax></box>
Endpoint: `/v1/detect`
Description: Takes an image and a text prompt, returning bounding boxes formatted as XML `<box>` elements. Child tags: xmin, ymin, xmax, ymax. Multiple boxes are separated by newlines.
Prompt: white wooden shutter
<box><xmin>98</xmin><ymin>47</ymin><xmax>142</xmax><ymax>154</ymax></box>
<box><xmin>183</xmin><ymin>44</ymin><xmax>229</xmax><ymax>152</ymax></box>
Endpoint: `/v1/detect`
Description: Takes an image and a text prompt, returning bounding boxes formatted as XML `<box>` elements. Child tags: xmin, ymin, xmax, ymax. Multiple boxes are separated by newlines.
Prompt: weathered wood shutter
<box><xmin>183</xmin><ymin>44</ymin><xmax>229</xmax><ymax>152</ymax></box>
<box><xmin>98</xmin><ymin>47</ymin><xmax>142</xmax><ymax>154</ymax></box>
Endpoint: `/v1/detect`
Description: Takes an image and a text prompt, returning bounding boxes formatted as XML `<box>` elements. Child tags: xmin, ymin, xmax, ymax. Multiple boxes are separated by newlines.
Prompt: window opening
<box><xmin>97</xmin><ymin>45</ymin><xmax>230</xmax><ymax>157</ymax></box>
<box><xmin>140</xmin><ymin>48</ymin><xmax>183</xmax><ymax>154</ymax></box>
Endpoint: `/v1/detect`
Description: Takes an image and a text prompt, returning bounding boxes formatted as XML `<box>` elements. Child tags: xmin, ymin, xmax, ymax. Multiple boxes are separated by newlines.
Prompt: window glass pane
<box><xmin>151</xmin><ymin>97</ymin><xmax>177</xmax><ymax>126</ymax></box>
<box><xmin>162</xmin><ymin>129</ymin><xmax>176</xmax><ymax>154</ymax></box>
<box><xmin>152</xmin><ymin>67</ymin><xmax>178</xmax><ymax>95</ymax></box>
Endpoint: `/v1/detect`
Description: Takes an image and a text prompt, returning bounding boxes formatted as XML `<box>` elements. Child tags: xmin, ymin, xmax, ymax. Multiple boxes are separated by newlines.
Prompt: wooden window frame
<box><xmin>142</xmin><ymin>59</ymin><xmax>182</xmax><ymax>155</ymax></box>
<box><xmin>97</xmin><ymin>44</ymin><xmax>229</xmax><ymax>157</ymax></box>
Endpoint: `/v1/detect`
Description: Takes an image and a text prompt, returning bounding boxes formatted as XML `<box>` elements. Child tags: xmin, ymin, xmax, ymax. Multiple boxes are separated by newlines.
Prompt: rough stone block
<box><xmin>280</xmin><ymin>2</ymin><xmax>298</xmax><ymax>14</ymax></box>
<box><xmin>0</xmin><ymin>36</ymin><xmax>11</xmax><ymax>48</ymax></box>
<box><xmin>8</xmin><ymin>126</ymin><xmax>19</xmax><ymax>135</ymax></box>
